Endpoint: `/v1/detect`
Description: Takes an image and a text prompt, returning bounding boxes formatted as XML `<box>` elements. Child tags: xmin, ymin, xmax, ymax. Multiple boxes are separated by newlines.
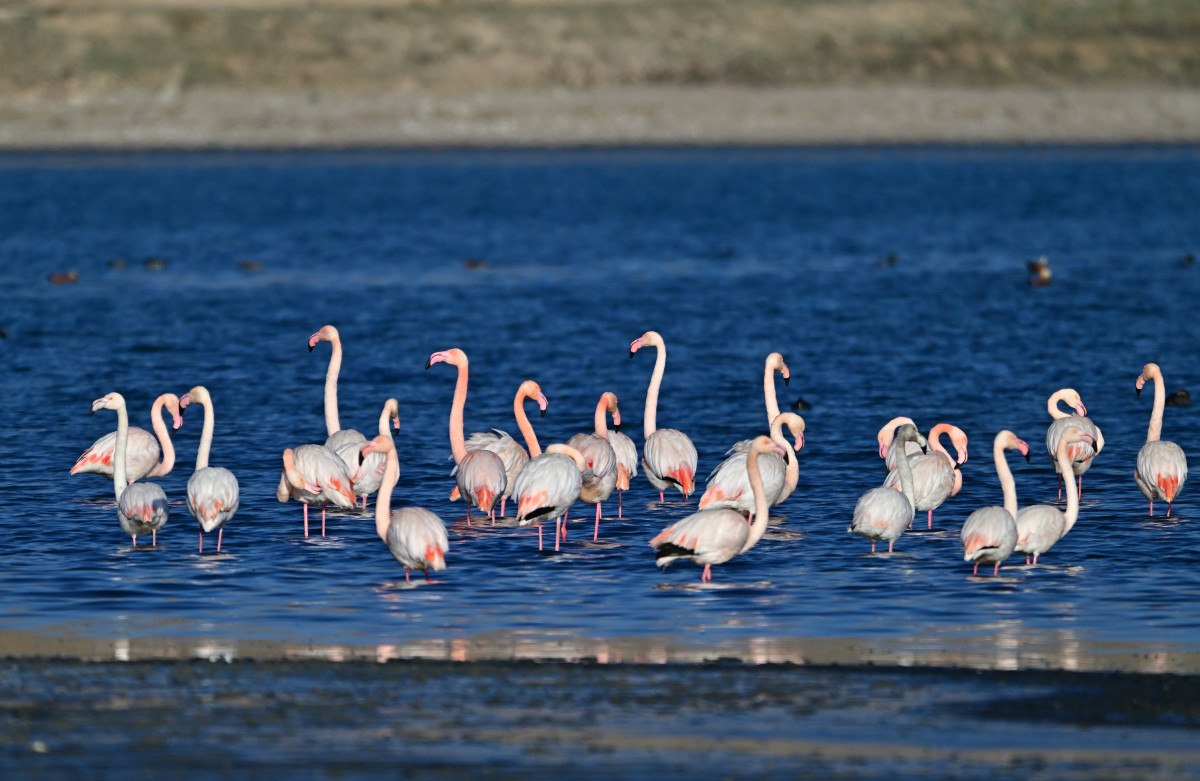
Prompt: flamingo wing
<box><xmin>643</xmin><ymin>428</ymin><xmax>698</xmax><ymax>497</ymax></box>
<box><xmin>72</xmin><ymin>427</ymin><xmax>161</xmax><ymax>481</ymax></box>
<box><xmin>961</xmin><ymin>506</ymin><xmax>1018</xmax><ymax>563</ymax></box>
<box><xmin>456</xmin><ymin>449</ymin><xmax>507</xmax><ymax>512</ymax></box>
<box><xmin>387</xmin><ymin>507</ymin><xmax>449</xmax><ymax>572</ymax></box>
<box><xmin>1014</xmin><ymin>504</ymin><xmax>1066</xmax><ymax>557</ymax></box>
<box><xmin>293</xmin><ymin>444</ymin><xmax>357</xmax><ymax>507</ymax></box>
<box><xmin>187</xmin><ymin>466</ymin><xmax>240</xmax><ymax>533</ymax></box>
<box><xmin>117</xmin><ymin>482</ymin><xmax>169</xmax><ymax>536</ymax></box>
<box><xmin>884</xmin><ymin>454</ymin><xmax>954</xmax><ymax>512</ymax></box>
<box><xmin>513</xmin><ymin>453</ymin><xmax>581</xmax><ymax>523</ymax></box>
<box><xmin>1136</xmin><ymin>440</ymin><xmax>1188</xmax><ymax>501</ymax></box>
<box><xmin>650</xmin><ymin>509</ymin><xmax>748</xmax><ymax>567</ymax></box>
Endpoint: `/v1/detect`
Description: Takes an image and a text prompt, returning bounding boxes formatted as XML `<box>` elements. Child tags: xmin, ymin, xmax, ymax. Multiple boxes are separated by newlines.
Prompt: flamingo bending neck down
<box><xmin>90</xmin><ymin>393</ymin><xmax>170</xmax><ymax>548</ymax></box>
<box><xmin>427</xmin><ymin>348</ymin><xmax>507</xmax><ymax>524</ymax></box>
<box><xmin>361</xmin><ymin>434</ymin><xmax>448</xmax><ymax>582</ymax></box>
<box><xmin>277</xmin><ymin>444</ymin><xmax>357</xmax><ymax>538</ymax></box>
<box><xmin>1135</xmin><ymin>363</ymin><xmax>1188</xmax><ymax>517</ymax></box>
<box><xmin>878</xmin><ymin>416</ymin><xmax>916</xmax><ymax>470</ymax></box>
<box><xmin>1016</xmin><ymin>427</ymin><xmax>1091</xmax><ymax>565</ymax></box>
<box><xmin>650</xmin><ymin>436</ymin><xmax>786</xmax><ymax>583</ymax></box>
<box><xmin>343</xmin><ymin>399</ymin><xmax>400</xmax><ymax>510</ymax></box>
<box><xmin>1044</xmin><ymin>387</ymin><xmax>1104</xmax><ymax>500</ymax></box>
<box><xmin>567</xmin><ymin>391</ymin><xmax>621</xmax><ymax>540</ymax></box>
<box><xmin>700</xmin><ymin>412</ymin><xmax>806</xmax><ymax>518</ymax></box>
<box><xmin>630</xmin><ymin>330</ymin><xmax>697</xmax><ymax>502</ymax></box>
<box><xmin>850</xmin><ymin>424</ymin><xmax>927</xmax><ymax>553</ymax></box>
<box><xmin>883</xmin><ymin>422</ymin><xmax>968</xmax><ymax>529</ymax></box>
<box><xmin>514</xmin><ymin>444</ymin><xmax>586</xmax><ymax>551</ymax></box>
<box><xmin>961</xmin><ymin>431</ymin><xmax>1028</xmax><ymax>576</ymax></box>
<box><xmin>180</xmin><ymin>386</ymin><xmax>240</xmax><ymax>553</ymax></box>
<box><xmin>71</xmin><ymin>393</ymin><xmax>183</xmax><ymax>482</ymax></box>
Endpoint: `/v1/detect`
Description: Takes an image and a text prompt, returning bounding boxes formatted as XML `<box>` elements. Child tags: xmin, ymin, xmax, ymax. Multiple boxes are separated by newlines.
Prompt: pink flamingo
<box><xmin>961</xmin><ymin>431</ymin><xmax>1028</xmax><ymax>575</ymax></box>
<box><xmin>450</xmin><ymin>380</ymin><xmax>548</xmax><ymax>517</ymax></box>
<box><xmin>1016</xmin><ymin>427</ymin><xmax>1093</xmax><ymax>564</ymax></box>
<box><xmin>630</xmin><ymin>331</ymin><xmax>698</xmax><ymax>501</ymax></box>
<box><xmin>180</xmin><ymin>386</ymin><xmax>240</xmax><ymax>554</ymax></box>
<box><xmin>849</xmin><ymin>424</ymin><xmax>927</xmax><ymax>553</ymax></box>
<box><xmin>884</xmin><ymin>423</ymin><xmax>968</xmax><ymax>528</ymax></box>
<box><xmin>72</xmin><ymin>393</ymin><xmax>182</xmax><ymax>482</ymax></box>
<box><xmin>728</xmin><ymin>352</ymin><xmax>791</xmax><ymax>452</ymax></box>
<box><xmin>567</xmin><ymin>391</ymin><xmax>621</xmax><ymax>540</ymax></box>
<box><xmin>276</xmin><ymin>444</ymin><xmax>357</xmax><ymax>538</ymax></box>
<box><xmin>361</xmin><ymin>434</ymin><xmax>448</xmax><ymax>582</ymax></box>
<box><xmin>700</xmin><ymin>412</ymin><xmax>806</xmax><ymax>518</ymax></box>
<box><xmin>427</xmin><ymin>348</ymin><xmax>507</xmax><ymax>523</ymax></box>
<box><xmin>1044</xmin><ymin>388</ymin><xmax>1104</xmax><ymax>500</ymax></box>
<box><xmin>514</xmin><ymin>444</ymin><xmax>586</xmax><ymax>551</ymax></box>
<box><xmin>650</xmin><ymin>436</ymin><xmax>786</xmax><ymax>583</ymax></box>
<box><xmin>1135</xmin><ymin>363</ymin><xmax>1188</xmax><ymax>517</ymax></box>
<box><xmin>90</xmin><ymin>393</ymin><xmax>169</xmax><ymax>547</ymax></box>
<box><xmin>345</xmin><ymin>399</ymin><xmax>400</xmax><ymax>510</ymax></box>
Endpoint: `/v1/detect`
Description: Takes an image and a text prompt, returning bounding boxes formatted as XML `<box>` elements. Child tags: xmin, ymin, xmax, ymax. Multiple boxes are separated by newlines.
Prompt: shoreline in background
<box><xmin>2</xmin><ymin>86</ymin><xmax>1198</xmax><ymax>149</ymax></box>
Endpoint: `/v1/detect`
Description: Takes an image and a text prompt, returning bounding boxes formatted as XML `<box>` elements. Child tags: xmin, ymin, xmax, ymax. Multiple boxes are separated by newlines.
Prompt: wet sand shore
<box><xmin>2</xmin><ymin>86</ymin><xmax>1198</xmax><ymax>149</ymax></box>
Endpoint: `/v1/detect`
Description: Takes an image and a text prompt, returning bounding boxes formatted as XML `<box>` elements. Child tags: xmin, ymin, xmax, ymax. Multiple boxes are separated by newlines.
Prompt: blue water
<box><xmin>1</xmin><ymin>147</ymin><xmax>1198</xmax><ymax>665</ymax></box>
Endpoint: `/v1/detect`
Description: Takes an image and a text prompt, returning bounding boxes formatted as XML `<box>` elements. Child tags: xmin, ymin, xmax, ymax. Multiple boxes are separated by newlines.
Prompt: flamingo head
<box><xmin>281</xmin><ymin>448</ymin><xmax>321</xmax><ymax>494</ymax></box>
<box><xmin>1136</xmin><ymin>363</ymin><xmax>1161</xmax><ymax>396</ymax></box>
<box><xmin>786</xmin><ymin>414</ymin><xmax>806</xmax><ymax>452</ymax></box>
<box><xmin>307</xmin><ymin>324</ymin><xmax>339</xmax><ymax>352</ymax></box>
<box><xmin>629</xmin><ymin>330</ymin><xmax>662</xmax><ymax>357</ymax></box>
<box><xmin>90</xmin><ymin>392</ymin><xmax>125</xmax><ymax>416</ymax></box>
<box><xmin>426</xmin><ymin>347</ymin><xmax>466</xmax><ymax>369</ymax></box>
<box><xmin>949</xmin><ymin>426</ymin><xmax>969</xmax><ymax>464</ymax></box>
<box><xmin>519</xmin><ymin>380</ymin><xmax>549</xmax><ymax>417</ymax></box>
<box><xmin>162</xmin><ymin>394</ymin><xmax>184</xmax><ymax>430</ymax></box>
<box><xmin>361</xmin><ymin>434</ymin><xmax>396</xmax><ymax>457</ymax></box>
<box><xmin>385</xmin><ymin>398</ymin><xmax>400</xmax><ymax>431</ymax></box>
<box><xmin>767</xmin><ymin>352</ymin><xmax>790</xmax><ymax>386</ymax></box>
<box><xmin>999</xmin><ymin>431</ymin><xmax>1030</xmax><ymax>462</ymax></box>
<box><xmin>893</xmin><ymin>423</ymin><xmax>927</xmax><ymax>454</ymax></box>
<box><xmin>877</xmin><ymin>416</ymin><xmax>915</xmax><ymax>459</ymax></box>
<box><xmin>179</xmin><ymin>385</ymin><xmax>210</xmax><ymax>411</ymax></box>
<box><xmin>749</xmin><ymin>435</ymin><xmax>788</xmax><ymax>460</ymax></box>
<box><xmin>602</xmin><ymin>391</ymin><xmax>620</xmax><ymax>429</ymax></box>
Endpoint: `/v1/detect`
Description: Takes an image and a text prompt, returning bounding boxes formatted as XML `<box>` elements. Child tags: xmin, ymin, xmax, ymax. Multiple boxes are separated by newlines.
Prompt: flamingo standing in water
<box><xmin>277</xmin><ymin>444</ymin><xmax>357</xmax><ymax>538</ymax></box>
<box><xmin>1044</xmin><ymin>388</ymin><xmax>1104</xmax><ymax>500</ymax></box>
<box><xmin>1016</xmin><ymin>427</ymin><xmax>1093</xmax><ymax>564</ymax></box>
<box><xmin>180</xmin><ymin>386</ymin><xmax>240</xmax><ymax>553</ymax></box>
<box><xmin>72</xmin><ymin>393</ymin><xmax>183</xmax><ymax>482</ymax></box>
<box><xmin>960</xmin><ymin>431</ymin><xmax>1028</xmax><ymax>576</ymax></box>
<box><xmin>650</xmin><ymin>436</ymin><xmax>787</xmax><ymax>583</ymax></box>
<box><xmin>90</xmin><ymin>393</ymin><xmax>170</xmax><ymax>547</ymax></box>
<box><xmin>884</xmin><ymin>423</ymin><xmax>968</xmax><ymax>528</ymax></box>
<box><xmin>1135</xmin><ymin>363</ymin><xmax>1188</xmax><ymax>517</ymax></box>
<box><xmin>700</xmin><ymin>412</ymin><xmax>806</xmax><ymax>518</ymax></box>
<box><xmin>608</xmin><ymin>425</ymin><xmax>639</xmax><ymax>519</ymax></box>
<box><xmin>361</xmin><ymin>435</ymin><xmax>448</xmax><ymax>582</ymax></box>
<box><xmin>567</xmin><ymin>391</ymin><xmax>621</xmax><ymax>540</ymax></box>
<box><xmin>450</xmin><ymin>380</ymin><xmax>548</xmax><ymax>517</ymax></box>
<box><xmin>630</xmin><ymin>331</ymin><xmax>697</xmax><ymax>501</ymax></box>
<box><xmin>514</xmin><ymin>444</ymin><xmax>586</xmax><ymax>551</ymax></box>
<box><xmin>346</xmin><ymin>399</ymin><xmax>400</xmax><ymax>510</ymax></box>
<box><xmin>849</xmin><ymin>424</ymin><xmax>927</xmax><ymax>553</ymax></box>
<box><xmin>427</xmin><ymin>348</ymin><xmax>507</xmax><ymax>523</ymax></box>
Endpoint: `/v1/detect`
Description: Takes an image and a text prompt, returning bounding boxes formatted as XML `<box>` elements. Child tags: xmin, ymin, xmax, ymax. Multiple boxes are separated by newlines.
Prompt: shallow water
<box><xmin>1</xmin><ymin>147</ymin><xmax>1198</xmax><ymax>669</ymax></box>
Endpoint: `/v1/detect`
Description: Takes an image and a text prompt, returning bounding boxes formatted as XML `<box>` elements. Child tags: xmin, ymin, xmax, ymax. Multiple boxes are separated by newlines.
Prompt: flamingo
<box><xmin>878</xmin><ymin>416</ymin><xmax>917</xmax><ymax>470</ymax></box>
<box><xmin>426</xmin><ymin>348</ymin><xmax>507</xmax><ymax>523</ymax></box>
<box><xmin>89</xmin><ymin>393</ymin><xmax>169</xmax><ymax>547</ymax></box>
<box><xmin>71</xmin><ymin>393</ymin><xmax>183</xmax><ymax>482</ymax></box>
<box><xmin>883</xmin><ymin>423</ymin><xmax>969</xmax><ymax>528</ymax></box>
<box><xmin>342</xmin><ymin>399</ymin><xmax>400</xmax><ymax>510</ymax></box>
<box><xmin>630</xmin><ymin>331</ymin><xmax>698</xmax><ymax>501</ymax></box>
<box><xmin>276</xmin><ymin>444</ymin><xmax>357</xmax><ymax>538</ymax></box>
<box><xmin>700</xmin><ymin>412</ymin><xmax>806</xmax><ymax>517</ymax></box>
<box><xmin>849</xmin><ymin>424</ymin><xmax>927</xmax><ymax>553</ymax></box>
<box><xmin>650</xmin><ymin>435</ymin><xmax>787</xmax><ymax>583</ymax></box>
<box><xmin>726</xmin><ymin>351</ymin><xmax>791</xmax><ymax>454</ymax></box>
<box><xmin>449</xmin><ymin>380</ymin><xmax>548</xmax><ymax>517</ymax></box>
<box><xmin>1016</xmin><ymin>427</ymin><xmax>1093</xmax><ymax>564</ymax></box>
<box><xmin>608</xmin><ymin>425</ymin><xmax>639</xmax><ymax>519</ymax></box>
<box><xmin>361</xmin><ymin>435</ymin><xmax>448</xmax><ymax>582</ymax></box>
<box><xmin>308</xmin><ymin>324</ymin><xmax>366</xmax><ymax>453</ymax></box>
<box><xmin>514</xmin><ymin>444</ymin><xmax>586</xmax><ymax>551</ymax></box>
<box><xmin>961</xmin><ymin>431</ymin><xmax>1029</xmax><ymax>576</ymax></box>
<box><xmin>1044</xmin><ymin>388</ymin><xmax>1104</xmax><ymax>500</ymax></box>
<box><xmin>567</xmin><ymin>391</ymin><xmax>621</xmax><ymax>540</ymax></box>
<box><xmin>179</xmin><ymin>386</ymin><xmax>240</xmax><ymax>554</ymax></box>
<box><xmin>1135</xmin><ymin>363</ymin><xmax>1188</xmax><ymax>517</ymax></box>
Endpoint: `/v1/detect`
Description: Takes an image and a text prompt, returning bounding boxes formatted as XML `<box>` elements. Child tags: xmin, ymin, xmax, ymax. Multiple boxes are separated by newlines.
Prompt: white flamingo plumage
<box><xmin>961</xmin><ymin>431</ymin><xmax>1029</xmax><ymax>576</ymax></box>
<box><xmin>1134</xmin><ymin>363</ymin><xmax>1188</xmax><ymax>517</ymax></box>
<box><xmin>879</xmin><ymin>416</ymin><xmax>918</xmax><ymax>471</ymax></box>
<box><xmin>72</xmin><ymin>393</ymin><xmax>183</xmax><ymax>482</ymax></box>
<box><xmin>884</xmin><ymin>423</ymin><xmax>968</xmax><ymax>529</ymax></box>
<box><xmin>1016</xmin><ymin>427</ymin><xmax>1094</xmax><ymax>564</ymax></box>
<box><xmin>341</xmin><ymin>398</ymin><xmax>400</xmax><ymax>509</ymax></box>
<box><xmin>90</xmin><ymin>393</ymin><xmax>169</xmax><ymax>547</ymax></box>
<box><xmin>850</xmin><ymin>424</ymin><xmax>927</xmax><ymax>553</ymax></box>
<box><xmin>650</xmin><ymin>436</ymin><xmax>787</xmax><ymax>583</ymax></box>
<box><xmin>180</xmin><ymin>386</ymin><xmax>240</xmax><ymax>554</ymax></box>
<box><xmin>1044</xmin><ymin>387</ymin><xmax>1104</xmax><ymax>500</ymax></box>
<box><xmin>630</xmin><ymin>330</ymin><xmax>697</xmax><ymax>501</ymax></box>
<box><xmin>566</xmin><ymin>391</ymin><xmax>621</xmax><ymax>540</ymax></box>
<box><xmin>361</xmin><ymin>434</ymin><xmax>448</xmax><ymax>582</ymax></box>
<box><xmin>700</xmin><ymin>412</ymin><xmax>805</xmax><ymax>517</ymax></box>
<box><xmin>514</xmin><ymin>444</ymin><xmax>586</xmax><ymax>551</ymax></box>
<box><xmin>277</xmin><ymin>444</ymin><xmax>357</xmax><ymax>538</ymax></box>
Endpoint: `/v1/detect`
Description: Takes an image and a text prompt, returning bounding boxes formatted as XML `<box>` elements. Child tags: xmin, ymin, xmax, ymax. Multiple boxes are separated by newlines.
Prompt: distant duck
<box><xmin>1027</xmin><ymin>256</ymin><xmax>1052</xmax><ymax>287</ymax></box>
<box><xmin>1166</xmin><ymin>388</ymin><xmax>1191</xmax><ymax>407</ymax></box>
<box><xmin>144</xmin><ymin>257</ymin><xmax>168</xmax><ymax>271</ymax></box>
<box><xmin>48</xmin><ymin>270</ymin><xmax>79</xmax><ymax>284</ymax></box>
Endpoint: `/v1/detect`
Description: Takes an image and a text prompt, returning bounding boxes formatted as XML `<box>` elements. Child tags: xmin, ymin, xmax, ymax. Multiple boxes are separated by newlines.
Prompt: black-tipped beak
<box><xmin>1024</xmin><ymin>452</ymin><xmax>1031</xmax><ymax>462</ymax></box>
<box><xmin>424</xmin><ymin>357</ymin><xmax>432</xmax><ymax>369</ymax></box>
<box><xmin>953</xmin><ymin>462</ymin><xmax>961</xmax><ymax>470</ymax></box>
<box><xmin>614</xmin><ymin>423</ymin><xmax>621</xmax><ymax>432</ymax></box>
<box><xmin>783</xmin><ymin>376</ymin><xmax>790</xmax><ymax>386</ymax></box>
<box><xmin>308</xmin><ymin>345</ymin><xmax>314</xmax><ymax>353</ymax></box>
<box><xmin>540</xmin><ymin>407</ymin><xmax>547</xmax><ymax>418</ymax></box>
<box><xmin>89</xmin><ymin>409</ymin><xmax>95</xmax><ymax>417</ymax></box>
<box><xmin>628</xmin><ymin>349</ymin><xmax>635</xmax><ymax>359</ymax></box>
<box><xmin>920</xmin><ymin>444</ymin><xmax>928</xmax><ymax>454</ymax></box>
<box><xmin>1135</xmin><ymin>384</ymin><xmax>1142</xmax><ymax>397</ymax></box>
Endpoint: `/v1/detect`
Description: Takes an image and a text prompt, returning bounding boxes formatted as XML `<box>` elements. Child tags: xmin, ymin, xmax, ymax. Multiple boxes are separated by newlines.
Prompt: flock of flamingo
<box><xmin>72</xmin><ymin>326</ymin><xmax>1189</xmax><ymax>583</ymax></box>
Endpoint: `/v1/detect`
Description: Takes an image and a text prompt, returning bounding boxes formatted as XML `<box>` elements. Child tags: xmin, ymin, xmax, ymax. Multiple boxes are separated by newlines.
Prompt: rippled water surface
<box><xmin>1</xmin><ymin>147</ymin><xmax>1198</xmax><ymax>667</ymax></box>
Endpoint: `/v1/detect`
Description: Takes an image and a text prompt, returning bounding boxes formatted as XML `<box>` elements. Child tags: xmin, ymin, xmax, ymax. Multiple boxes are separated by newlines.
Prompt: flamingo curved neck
<box><xmin>894</xmin><ymin>440</ymin><xmax>917</xmax><ymax>506</ymax></box>
<box><xmin>545</xmin><ymin>443</ymin><xmax>586</xmax><ymax>471</ymax></box>
<box><xmin>993</xmin><ymin>439</ymin><xmax>1018</xmax><ymax>518</ymax></box>
<box><xmin>643</xmin><ymin>341</ymin><xmax>666</xmax><ymax>439</ymax></box>
<box><xmin>375</xmin><ymin>449</ymin><xmax>400</xmax><ymax>542</ymax></box>
<box><xmin>448</xmin><ymin>362</ymin><xmax>469</xmax><ymax>463</ymax></box>
<box><xmin>927</xmin><ymin>424</ymin><xmax>952</xmax><ymax>457</ymax></box>
<box><xmin>515</xmin><ymin>390</ymin><xmax>542</xmax><ymax>458</ymax></box>
<box><xmin>1147</xmin><ymin>369</ymin><xmax>1165</xmax><ymax>443</ymax></box>
<box><xmin>323</xmin><ymin>334</ymin><xmax>343</xmax><ymax>437</ymax></box>
<box><xmin>112</xmin><ymin>400</ymin><xmax>130</xmax><ymax>499</ymax></box>
<box><xmin>377</xmin><ymin>400</ymin><xmax>398</xmax><ymax>437</ymax></box>
<box><xmin>1057</xmin><ymin>443</ymin><xmax>1080</xmax><ymax>532</ymax></box>
<box><xmin>147</xmin><ymin>394</ymin><xmax>175</xmax><ymax>478</ymax></box>
<box><xmin>763</xmin><ymin>361</ymin><xmax>782</xmax><ymax>425</ymax></box>
<box><xmin>742</xmin><ymin>447</ymin><xmax>772</xmax><ymax>552</ymax></box>
<box><xmin>593</xmin><ymin>396</ymin><xmax>610</xmax><ymax>439</ymax></box>
<box><xmin>1047</xmin><ymin>391</ymin><xmax>1071</xmax><ymax>420</ymax></box>
<box><xmin>195</xmin><ymin>398</ymin><xmax>214</xmax><ymax>471</ymax></box>
<box><xmin>768</xmin><ymin>417</ymin><xmax>798</xmax><ymax>490</ymax></box>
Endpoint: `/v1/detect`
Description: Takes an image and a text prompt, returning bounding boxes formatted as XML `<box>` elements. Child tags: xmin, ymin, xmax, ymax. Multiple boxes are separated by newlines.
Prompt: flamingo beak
<box><xmin>629</xmin><ymin>337</ymin><xmax>642</xmax><ymax>357</ymax></box>
<box><xmin>879</xmin><ymin>443</ymin><xmax>888</xmax><ymax>459</ymax></box>
<box><xmin>613</xmin><ymin>423</ymin><xmax>621</xmax><ymax>432</ymax></box>
<box><xmin>173</xmin><ymin>415</ymin><xmax>184</xmax><ymax>430</ymax></box>
<box><xmin>794</xmin><ymin>433</ymin><xmax>804</xmax><ymax>451</ymax></box>
<box><xmin>538</xmin><ymin>393</ymin><xmax>548</xmax><ymax>417</ymax></box>
<box><xmin>1135</xmin><ymin>383</ymin><xmax>1142</xmax><ymax>397</ymax></box>
<box><xmin>783</xmin><ymin>374</ymin><xmax>790</xmax><ymax>386</ymax></box>
<box><xmin>1075</xmin><ymin>402</ymin><xmax>1087</xmax><ymax>416</ymax></box>
<box><xmin>180</xmin><ymin>392</ymin><xmax>192</xmax><ymax>410</ymax></box>
<box><xmin>307</xmin><ymin>333</ymin><xmax>321</xmax><ymax>352</ymax></box>
<box><xmin>392</xmin><ymin>417</ymin><xmax>400</xmax><ymax>431</ymax></box>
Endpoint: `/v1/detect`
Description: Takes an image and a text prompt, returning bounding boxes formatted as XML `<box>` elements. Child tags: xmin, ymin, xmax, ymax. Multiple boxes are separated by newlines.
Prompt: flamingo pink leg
<box><xmin>466</xmin><ymin>503</ymin><xmax>472</xmax><ymax>527</ymax></box>
<box><xmin>1078</xmin><ymin>475</ymin><xmax>1083</xmax><ymax>498</ymax></box>
<box><xmin>555</xmin><ymin>517</ymin><xmax>561</xmax><ymax>552</ymax></box>
<box><xmin>594</xmin><ymin>503</ymin><xmax>602</xmax><ymax>541</ymax></box>
<box><xmin>538</xmin><ymin>523</ymin><xmax>543</xmax><ymax>551</ymax></box>
<box><xmin>1167</xmin><ymin>501</ymin><xmax>1173</xmax><ymax>518</ymax></box>
<box><xmin>618</xmin><ymin>490</ymin><xmax>623</xmax><ymax>519</ymax></box>
<box><xmin>303</xmin><ymin>503</ymin><xmax>309</xmax><ymax>538</ymax></box>
<box><xmin>500</xmin><ymin>497</ymin><xmax>507</xmax><ymax>517</ymax></box>
<box><xmin>1025</xmin><ymin>555</ymin><xmax>1031</xmax><ymax>565</ymax></box>
<box><xmin>701</xmin><ymin>564</ymin><xmax>712</xmax><ymax>583</ymax></box>
<box><xmin>1149</xmin><ymin>500</ymin><xmax>1154</xmax><ymax>517</ymax></box>
<box><xmin>993</xmin><ymin>563</ymin><xmax>1000</xmax><ymax>576</ymax></box>
<box><xmin>405</xmin><ymin>570</ymin><xmax>411</xmax><ymax>583</ymax></box>
<box><xmin>927</xmin><ymin>509</ymin><xmax>933</xmax><ymax>529</ymax></box>
<box><xmin>425</xmin><ymin>569</ymin><xmax>431</xmax><ymax>583</ymax></box>
<box><xmin>870</xmin><ymin>541</ymin><xmax>876</xmax><ymax>553</ymax></box>
<box><xmin>888</xmin><ymin>540</ymin><xmax>895</xmax><ymax>553</ymax></box>
<box><xmin>131</xmin><ymin>535</ymin><xmax>137</xmax><ymax>548</ymax></box>
<box><xmin>361</xmin><ymin>496</ymin><xmax>367</xmax><ymax>510</ymax></box>
<box><xmin>321</xmin><ymin>506</ymin><xmax>327</xmax><ymax>537</ymax></box>
<box><xmin>973</xmin><ymin>562</ymin><xmax>980</xmax><ymax>575</ymax></box>
<box><xmin>217</xmin><ymin>529</ymin><xmax>223</xmax><ymax>553</ymax></box>
<box><xmin>198</xmin><ymin>531</ymin><xmax>203</xmax><ymax>553</ymax></box>
<box><xmin>659</xmin><ymin>491</ymin><xmax>665</xmax><ymax>503</ymax></box>
<box><xmin>151</xmin><ymin>530</ymin><xmax>156</xmax><ymax>546</ymax></box>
